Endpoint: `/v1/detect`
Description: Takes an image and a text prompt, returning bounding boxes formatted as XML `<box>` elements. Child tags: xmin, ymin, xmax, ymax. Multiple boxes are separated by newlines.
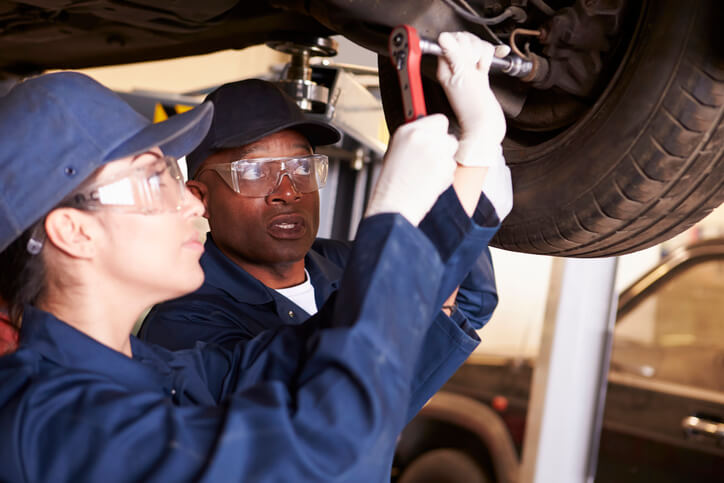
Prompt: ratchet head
<box><xmin>389</xmin><ymin>25</ymin><xmax>427</xmax><ymax>122</ymax></box>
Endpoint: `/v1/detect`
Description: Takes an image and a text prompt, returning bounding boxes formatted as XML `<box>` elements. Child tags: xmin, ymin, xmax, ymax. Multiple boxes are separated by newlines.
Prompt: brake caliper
<box><xmin>532</xmin><ymin>0</ymin><xmax>627</xmax><ymax>97</ymax></box>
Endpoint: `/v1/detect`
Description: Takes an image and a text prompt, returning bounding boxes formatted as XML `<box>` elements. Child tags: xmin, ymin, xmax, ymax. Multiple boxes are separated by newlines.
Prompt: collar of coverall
<box><xmin>200</xmin><ymin>235</ymin><xmax>342</xmax><ymax>305</ymax></box>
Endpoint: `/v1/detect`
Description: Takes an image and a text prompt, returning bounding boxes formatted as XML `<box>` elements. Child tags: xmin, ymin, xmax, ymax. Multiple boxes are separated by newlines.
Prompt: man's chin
<box><xmin>265</xmin><ymin>240</ymin><xmax>315</xmax><ymax>264</ymax></box>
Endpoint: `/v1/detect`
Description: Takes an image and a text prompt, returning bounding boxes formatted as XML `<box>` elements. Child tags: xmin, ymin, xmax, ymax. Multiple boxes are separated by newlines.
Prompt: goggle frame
<box><xmin>197</xmin><ymin>154</ymin><xmax>329</xmax><ymax>198</ymax></box>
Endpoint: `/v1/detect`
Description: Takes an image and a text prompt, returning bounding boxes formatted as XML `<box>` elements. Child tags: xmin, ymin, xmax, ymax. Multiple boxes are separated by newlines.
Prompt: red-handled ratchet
<box><xmin>388</xmin><ymin>24</ymin><xmax>534</xmax><ymax>123</ymax></box>
<box><xmin>388</xmin><ymin>25</ymin><xmax>427</xmax><ymax>122</ymax></box>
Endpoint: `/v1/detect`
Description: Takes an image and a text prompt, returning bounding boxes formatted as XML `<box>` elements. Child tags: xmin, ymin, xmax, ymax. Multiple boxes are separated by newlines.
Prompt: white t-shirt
<box><xmin>274</xmin><ymin>269</ymin><xmax>318</xmax><ymax>316</ymax></box>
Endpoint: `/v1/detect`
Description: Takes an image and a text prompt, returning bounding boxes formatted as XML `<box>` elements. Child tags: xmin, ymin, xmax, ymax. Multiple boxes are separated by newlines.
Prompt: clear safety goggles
<box><xmin>197</xmin><ymin>154</ymin><xmax>328</xmax><ymax>198</ymax></box>
<box><xmin>27</xmin><ymin>155</ymin><xmax>187</xmax><ymax>255</ymax></box>
<box><xmin>68</xmin><ymin>155</ymin><xmax>187</xmax><ymax>214</ymax></box>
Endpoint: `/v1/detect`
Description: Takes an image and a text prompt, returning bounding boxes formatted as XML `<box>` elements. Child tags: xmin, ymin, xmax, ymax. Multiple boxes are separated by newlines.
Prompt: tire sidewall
<box><xmin>503</xmin><ymin>0</ymin><xmax>695</xmax><ymax>221</ymax></box>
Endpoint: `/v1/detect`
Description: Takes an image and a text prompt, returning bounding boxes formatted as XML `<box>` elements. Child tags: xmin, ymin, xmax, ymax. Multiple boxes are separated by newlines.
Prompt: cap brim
<box><xmin>105</xmin><ymin>102</ymin><xmax>214</xmax><ymax>162</ymax></box>
<box><xmin>215</xmin><ymin>119</ymin><xmax>341</xmax><ymax>152</ymax></box>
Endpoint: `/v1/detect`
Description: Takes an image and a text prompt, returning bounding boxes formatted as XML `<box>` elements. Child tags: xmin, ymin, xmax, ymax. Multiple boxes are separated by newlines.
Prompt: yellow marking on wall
<box><xmin>175</xmin><ymin>104</ymin><xmax>194</xmax><ymax>114</ymax></box>
<box><xmin>378</xmin><ymin>119</ymin><xmax>390</xmax><ymax>146</ymax></box>
<box><xmin>153</xmin><ymin>103</ymin><xmax>195</xmax><ymax>123</ymax></box>
<box><xmin>153</xmin><ymin>103</ymin><xmax>169</xmax><ymax>123</ymax></box>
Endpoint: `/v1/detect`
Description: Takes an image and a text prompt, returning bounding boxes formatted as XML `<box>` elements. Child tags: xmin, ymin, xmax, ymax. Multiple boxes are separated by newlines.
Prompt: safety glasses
<box><xmin>68</xmin><ymin>155</ymin><xmax>187</xmax><ymax>214</ymax></box>
<box><xmin>197</xmin><ymin>154</ymin><xmax>328</xmax><ymax>198</ymax></box>
<box><xmin>27</xmin><ymin>155</ymin><xmax>188</xmax><ymax>255</ymax></box>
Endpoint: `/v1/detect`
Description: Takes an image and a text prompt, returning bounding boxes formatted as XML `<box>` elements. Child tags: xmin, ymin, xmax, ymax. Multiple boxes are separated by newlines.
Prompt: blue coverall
<box><xmin>0</xmin><ymin>190</ymin><xmax>500</xmax><ymax>482</ymax></box>
<box><xmin>141</xmin><ymin>188</ymin><xmax>500</xmax><ymax>419</ymax></box>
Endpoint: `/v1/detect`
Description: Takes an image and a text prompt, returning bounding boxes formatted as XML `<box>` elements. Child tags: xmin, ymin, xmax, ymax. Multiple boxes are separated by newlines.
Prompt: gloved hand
<box><xmin>437</xmin><ymin>31</ymin><xmax>513</xmax><ymax>222</ymax></box>
<box><xmin>436</xmin><ymin>31</ymin><xmax>506</xmax><ymax>167</ymax></box>
<box><xmin>365</xmin><ymin>114</ymin><xmax>458</xmax><ymax>226</ymax></box>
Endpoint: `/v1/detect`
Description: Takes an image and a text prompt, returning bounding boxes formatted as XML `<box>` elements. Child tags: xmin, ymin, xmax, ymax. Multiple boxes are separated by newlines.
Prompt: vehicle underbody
<box><xmin>1</xmin><ymin>0</ymin><xmax>722</xmax><ymax>257</ymax></box>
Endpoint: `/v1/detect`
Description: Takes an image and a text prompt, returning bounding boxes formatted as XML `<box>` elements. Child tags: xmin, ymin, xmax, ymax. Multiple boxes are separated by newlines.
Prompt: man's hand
<box><xmin>365</xmin><ymin>114</ymin><xmax>458</xmax><ymax>226</ymax></box>
<box><xmin>437</xmin><ymin>31</ymin><xmax>513</xmax><ymax>222</ymax></box>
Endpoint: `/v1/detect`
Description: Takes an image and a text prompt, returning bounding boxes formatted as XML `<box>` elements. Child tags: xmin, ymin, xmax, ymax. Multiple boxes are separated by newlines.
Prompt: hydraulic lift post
<box><xmin>520</xmin><ymin>256</ymin><xmax>619</xmax><ymax>483</ymax></box>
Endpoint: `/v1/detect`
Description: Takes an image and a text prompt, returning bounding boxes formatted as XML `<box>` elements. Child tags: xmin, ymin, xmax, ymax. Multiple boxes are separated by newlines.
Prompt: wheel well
<box><xmin>395</xmin><ymin>392</ymin><xmax>519</xmax><ymax>483</ymax></box>
<box><xmin>395</xmin><ymin>418</ymin><xmax>497</xmax><ymax>480</ymax></box>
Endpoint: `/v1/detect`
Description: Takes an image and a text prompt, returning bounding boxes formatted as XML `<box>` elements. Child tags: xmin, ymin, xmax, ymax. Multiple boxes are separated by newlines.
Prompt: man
<box><xmin>140</xmin><ymin>79</ymin><xmax>495</xmax><ymax>334</ymax></box>
<box><xmin>140</xmin><ymin>32</ymin><xmax>511</xmax><ymax>420</ymax></box>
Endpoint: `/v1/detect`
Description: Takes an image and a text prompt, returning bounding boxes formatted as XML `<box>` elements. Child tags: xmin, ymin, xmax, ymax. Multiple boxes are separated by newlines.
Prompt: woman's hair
<box><xmin>0</xmin><ymin>168</ymin><xmax>102</xmax><ymax>329</ymax></box>
<box><xmin>0</xmin><ymin>218</ymin><xmax>47</xmax><ymax>328</ymax></box>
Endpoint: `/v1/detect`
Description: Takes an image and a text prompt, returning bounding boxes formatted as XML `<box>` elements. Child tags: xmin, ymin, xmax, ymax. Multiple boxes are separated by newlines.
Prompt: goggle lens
<box><xmin>75</xmin><ymin>156</ymin><xmax>186</xmax><ymax>214</ymax></box>
<box><xmin>200</xmin><ymin>154</ymin><xmax>328</xmax><ymax>198</ymax></box>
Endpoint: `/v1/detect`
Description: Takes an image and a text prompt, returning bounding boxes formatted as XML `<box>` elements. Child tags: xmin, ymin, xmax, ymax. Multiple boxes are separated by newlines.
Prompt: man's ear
<box><xmin>186</xmin><ymin>180</ymin><xmax>209</xmax><ymax>218</ymax></box>
<box><xmin>44</xmin><ymin>208</ymin><xmax>99</xmax><ymax>259</ymax></box>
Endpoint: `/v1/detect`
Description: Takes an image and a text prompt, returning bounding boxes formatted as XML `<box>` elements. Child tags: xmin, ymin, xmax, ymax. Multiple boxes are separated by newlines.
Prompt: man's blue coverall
<box><xmin>141</xmin><ymin>188</ymin><xmax>500</xmax><ymax>419</ymax></box>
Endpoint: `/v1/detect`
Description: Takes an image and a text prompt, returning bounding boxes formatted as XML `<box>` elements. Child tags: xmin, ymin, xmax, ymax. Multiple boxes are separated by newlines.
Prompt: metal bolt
<box><xmin>351</xmin><ymin>148</ymin><xmax>365</xmax><ymax>171</ymax></box>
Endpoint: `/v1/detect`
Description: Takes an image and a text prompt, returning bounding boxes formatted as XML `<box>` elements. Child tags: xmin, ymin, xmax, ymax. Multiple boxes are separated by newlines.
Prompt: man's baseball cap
<box><xmin>186</xmin><ymin>79</ymin><xmax>341</xmax><ymax>177</ymax></box>
<box><xmin>0</xmin><ymin>71</ymin><xmax>214</xmax><ymax>253</ymax></box>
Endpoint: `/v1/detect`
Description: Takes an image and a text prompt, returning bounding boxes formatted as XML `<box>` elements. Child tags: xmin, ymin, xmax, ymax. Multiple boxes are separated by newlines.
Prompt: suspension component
<box><xmin>266</xmin><ymin>36</ymin><xmax>338</xmax><ymax>113</ymax></box>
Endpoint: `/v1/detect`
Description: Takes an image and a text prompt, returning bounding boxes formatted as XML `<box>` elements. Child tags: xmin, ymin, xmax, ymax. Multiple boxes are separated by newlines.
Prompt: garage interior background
<box><xmin>71</xmin><ymin>39</ymin><xmax>724</xmax><ymax>358</ymax></box>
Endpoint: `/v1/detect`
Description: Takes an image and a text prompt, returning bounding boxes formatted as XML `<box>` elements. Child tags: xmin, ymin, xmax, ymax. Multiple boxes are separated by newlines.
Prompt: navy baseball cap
<box><xmin>0</xmin><ymin>71</ymin><xmax>214</xmax><ymax>253</ymax></box>
<box><xmin>186</xmin><ymin>79</ymin><xmax>341</xmax><ymax>178</ymax></box>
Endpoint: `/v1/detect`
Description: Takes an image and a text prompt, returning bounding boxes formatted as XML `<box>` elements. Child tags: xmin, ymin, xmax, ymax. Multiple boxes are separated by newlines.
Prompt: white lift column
<box><xmin>520</xmin><ymin>257</ymin><xmax>619</xmax><ymax>483</ymax></box>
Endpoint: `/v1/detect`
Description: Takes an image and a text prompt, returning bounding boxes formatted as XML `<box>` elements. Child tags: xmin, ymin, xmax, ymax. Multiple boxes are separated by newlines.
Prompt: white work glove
<box><xmin>437</xmin><ymin>31</ymin><xmax>506</xmax><ymax>167</ymax></box>
<box><xmin>365</xmin><ymin>114</ymin><xmax>458</xmax><ymax>226</ymax></box>
<box><xmin>438</xmin><ymin>31</ymin><xmax>513</xmax><ymax>222</ymax></box>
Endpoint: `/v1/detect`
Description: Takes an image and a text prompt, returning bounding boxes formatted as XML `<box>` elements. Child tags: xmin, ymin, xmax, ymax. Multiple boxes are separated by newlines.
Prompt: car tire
<box><xmin>397</xmin><ymin>448</ymin><xmax>491</xmax><ymax>483</ymax></box>
<box><xmin>378</xmin><ymin>0</ymin><xmax>724</xmax><ymax>257</ymax></box>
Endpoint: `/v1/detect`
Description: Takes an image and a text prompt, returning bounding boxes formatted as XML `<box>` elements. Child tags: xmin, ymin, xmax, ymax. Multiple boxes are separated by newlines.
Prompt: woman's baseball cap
<box><xmin>0</xmin><ymin>71</ymin><xmax>214</xmax><ymax>252</ymax></box>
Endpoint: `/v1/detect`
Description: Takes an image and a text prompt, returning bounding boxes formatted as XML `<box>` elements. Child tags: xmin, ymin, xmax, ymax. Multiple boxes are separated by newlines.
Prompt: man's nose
<box><xmin>267</xmin><ymin>174</ymin><xmax>301</xmax><ymax>204</ymax></box>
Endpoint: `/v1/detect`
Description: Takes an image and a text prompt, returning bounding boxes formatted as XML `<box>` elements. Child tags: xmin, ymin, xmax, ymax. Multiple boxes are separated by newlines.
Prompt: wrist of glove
<box><xmin>455</xmin><ymin>138</ymin><xmax>503</xmax><ymax>167</ymax></box>
<box><xmin>481</xmin><ymin>151</ymin><xmax>514</xmax><ymax>222</ymax></box>
<box><xmin>365</xmin><ymin>115</ymin><xmax>458</xmax><ymax>226</ymax></box>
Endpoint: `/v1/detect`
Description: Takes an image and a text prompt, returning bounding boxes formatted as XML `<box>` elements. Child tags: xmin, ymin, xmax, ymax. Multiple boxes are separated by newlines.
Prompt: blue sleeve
<box><xmin>15</xmin><ymin>214</ymin><xmax>452</xmax><ymax>482</ymax></box>
<box><xmin>455</xmin><ymin>246</ymin><xmax>498</xmax><ymax>330</ymax></box>
<box><xmin>419</xmin><ymin>186</ymin><xmax>500</xmax><ymax>307</ymax></box>
<box><xmin>405</xmin><ymin>187</ymin><xmax>501</xmax><ymax>420</ymax></box>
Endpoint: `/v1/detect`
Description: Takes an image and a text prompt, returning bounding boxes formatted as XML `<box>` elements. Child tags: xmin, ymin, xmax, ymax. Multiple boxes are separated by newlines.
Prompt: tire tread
<box><xmin>496</xmin><ymin>4</ymin><xmax>724</xmax><ymax>257</ymax></box>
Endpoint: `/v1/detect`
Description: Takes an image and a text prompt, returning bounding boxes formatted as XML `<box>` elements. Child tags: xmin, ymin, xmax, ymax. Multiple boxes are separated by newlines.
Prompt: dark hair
<box><xmin>0</xmin><ymin>168</ymin><xmax>108</xmax><ymax>328</ymax></box>
<box><xmin>0</xmin><ymin>219</ymin><xmax>47</xmax><ymax>329</ymax></box>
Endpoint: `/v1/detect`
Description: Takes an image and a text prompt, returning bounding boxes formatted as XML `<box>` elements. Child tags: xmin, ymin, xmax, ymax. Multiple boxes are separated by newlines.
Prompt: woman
<box><xmin>0</xmin><ymin>34</ymin><xmax>509</xmax><ymax>481</ymax></box>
